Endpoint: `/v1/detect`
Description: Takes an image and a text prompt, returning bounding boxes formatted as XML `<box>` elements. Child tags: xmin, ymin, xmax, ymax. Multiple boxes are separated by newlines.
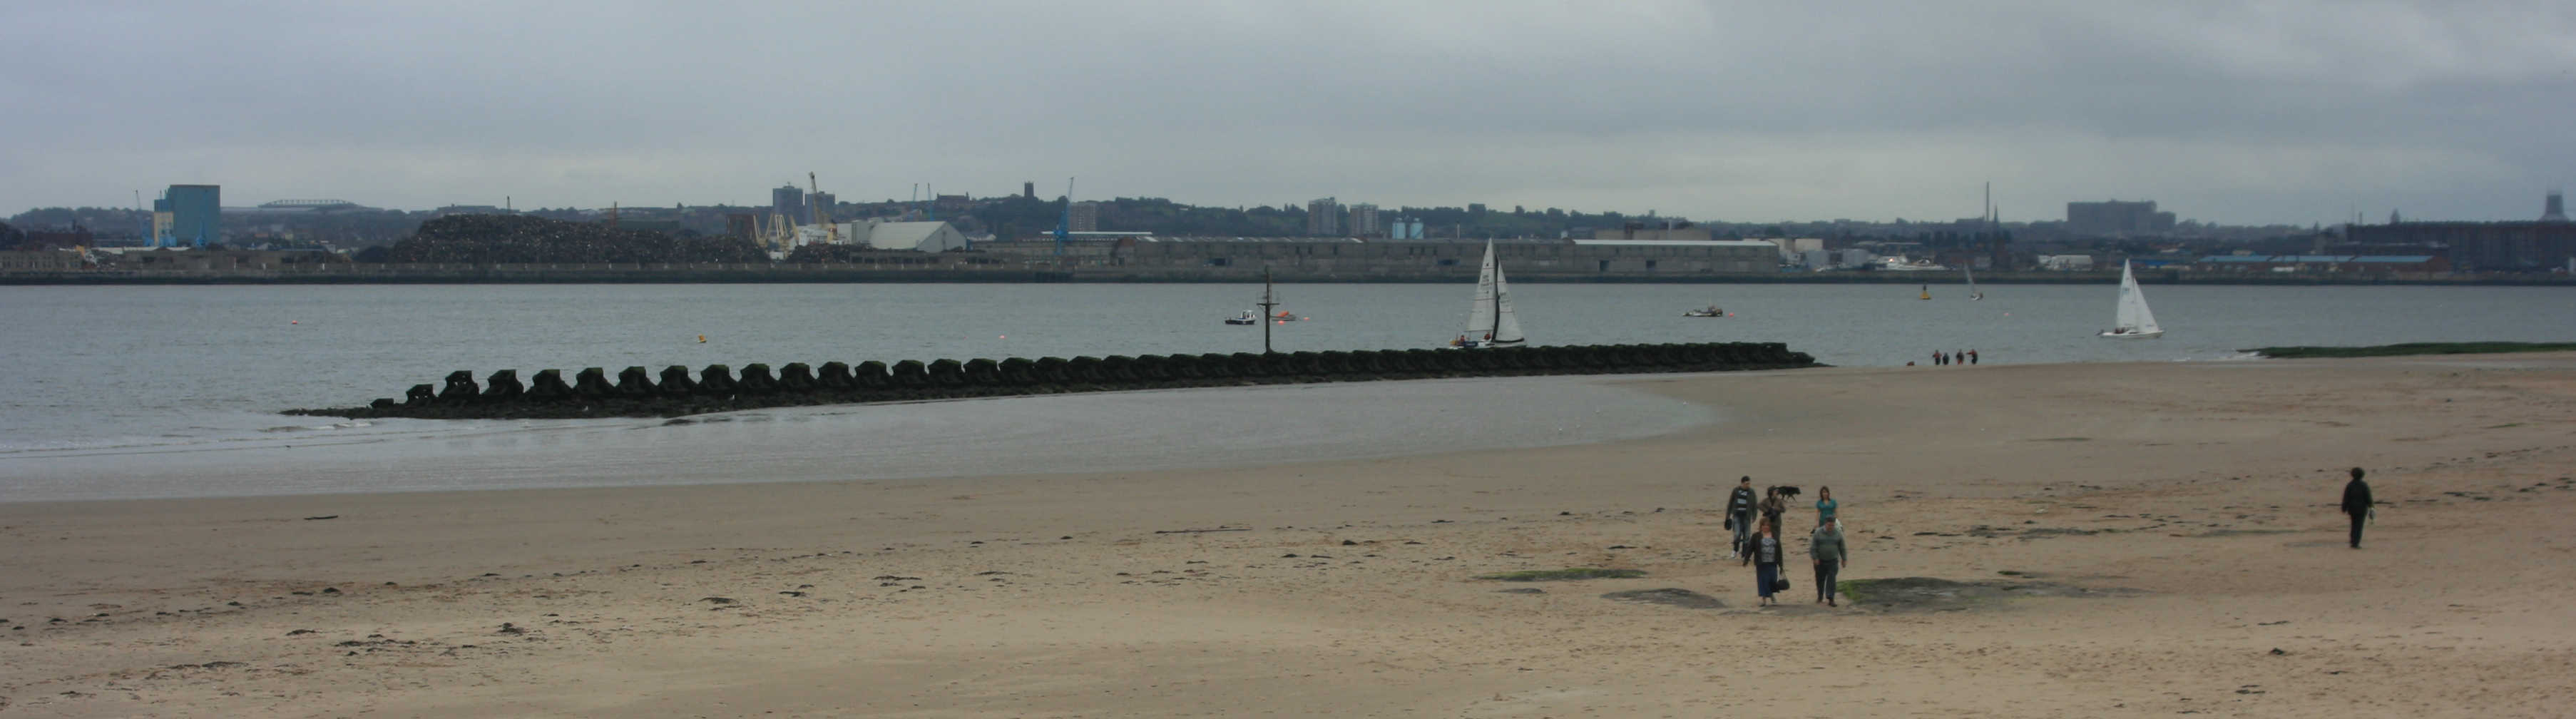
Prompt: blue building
<box><xmin>153</xmin><ymin>185</ymin><xmax>220</xmax><ymax>248</ymax></box>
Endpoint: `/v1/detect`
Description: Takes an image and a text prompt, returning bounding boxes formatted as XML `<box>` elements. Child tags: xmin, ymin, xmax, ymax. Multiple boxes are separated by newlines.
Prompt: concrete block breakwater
<box><xmin>289</xmin><ymin>342</ymin><xmax>1822</xmax><ymax>420</ymax></box>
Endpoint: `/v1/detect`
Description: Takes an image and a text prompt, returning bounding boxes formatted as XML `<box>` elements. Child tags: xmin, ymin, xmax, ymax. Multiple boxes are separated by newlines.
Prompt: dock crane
<box><xmin>809</xmin><ymin>172</ymin><xmax>839</xmax><ymax>245</ymax></box>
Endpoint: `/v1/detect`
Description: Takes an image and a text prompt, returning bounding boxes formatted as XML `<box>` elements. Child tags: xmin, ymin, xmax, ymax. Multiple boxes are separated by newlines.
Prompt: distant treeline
<box><xmin>359</xmin><ymin>215</ymin><xmax>763</xmax><ymax>264</ymax></box>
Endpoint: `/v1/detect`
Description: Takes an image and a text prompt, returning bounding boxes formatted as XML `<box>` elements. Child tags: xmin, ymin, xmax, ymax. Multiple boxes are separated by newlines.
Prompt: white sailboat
<box><xmin>2098</xmin><ymin>260</ymin><xmax>2164</xmax><ymax>338</ymax></box>
<box><xmin>1964</xmin><ymin>265</ymin><xmax>1983</xmax><ymax>300</ymax></box>
<box><xmin>1451</xmin><ymin>240</ymin><xmax>1525</xmax><ymax>348</ymax></box>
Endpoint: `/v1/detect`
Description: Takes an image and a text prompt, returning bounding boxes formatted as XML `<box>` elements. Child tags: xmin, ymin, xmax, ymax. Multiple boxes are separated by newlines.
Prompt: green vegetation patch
<box><xmin>1837</xmin><ymin>576</ymin><xmax>2135</xmax><ymax>611</ymax></box>
<box><xmin>1474</xmin><ymin>567</ymin><xmax>1647</xmax><ymax>582</ymax></box>
<box><xmin>2246</xmin><ymin>342</ymin><xmax>2576</xmax><ymax>359</ymax></box>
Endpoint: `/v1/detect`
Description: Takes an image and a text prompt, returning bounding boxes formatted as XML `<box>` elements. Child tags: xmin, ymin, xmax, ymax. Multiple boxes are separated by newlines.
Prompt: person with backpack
<box><xmin>1758</xmin><ymin>486</ymin><xmax>1789</xmax><ymax>546</ymax></box>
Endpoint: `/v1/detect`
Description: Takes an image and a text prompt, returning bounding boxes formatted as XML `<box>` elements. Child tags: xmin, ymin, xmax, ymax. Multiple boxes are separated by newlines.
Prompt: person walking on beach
<box><xmin>2343</xmin><ymin>467</ymin><xmax>2375</xmax><ymax>549</ymax></box>
<box><xmin>1811</xmin><ymin>519</ymin><xmax>1849</xmax><ymax>606</ymax></box>
<box><xmin>1933</xmin><ymin>350</ymin><xmax>1946</xmax><ymax>366</ymax></box>
<box><xmin>1727</xmin><ymin>476</ymin><xmax>1759</xmax><ymax>559</ymax></box>
<box><xmin>1742</xmin><ymin>518</ymin><xmax>1783</xmax><ymax>606</ymax></box>
<box><xmin>1968</xmin><ymin>349</ymin><xmax>1980</xmax><ymax>364</ymax></box>
<box><xmin>1815</xmin><ymin>486</ymin><xmax>1839</xmax><ymax>530</ymax></box>
<box><xmin>1758</xmin><ymin>487</ymin><xmax>1789</xmax><ymax>546</ymax></box>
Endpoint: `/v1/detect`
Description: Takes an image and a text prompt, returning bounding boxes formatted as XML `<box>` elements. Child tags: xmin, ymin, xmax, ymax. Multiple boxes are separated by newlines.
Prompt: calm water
<box><xmin>2</xmin><ymin>282</ymin><xmax>2569</xmax><ymax>501</ymax></box>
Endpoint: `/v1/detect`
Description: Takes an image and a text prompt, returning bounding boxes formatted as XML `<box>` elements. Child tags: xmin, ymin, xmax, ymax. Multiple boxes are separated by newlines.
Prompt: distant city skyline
<box><xmin>4</xmin><ymin>2</ymin><xmax>2570</xmax><ymax>225</ymax></box>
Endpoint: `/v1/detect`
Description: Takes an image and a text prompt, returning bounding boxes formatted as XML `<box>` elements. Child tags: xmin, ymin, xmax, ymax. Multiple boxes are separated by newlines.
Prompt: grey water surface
<box><xmin>3</xmin><ymin>282</ymin><xmax>2566</xmax><ymax>501</ymax></box>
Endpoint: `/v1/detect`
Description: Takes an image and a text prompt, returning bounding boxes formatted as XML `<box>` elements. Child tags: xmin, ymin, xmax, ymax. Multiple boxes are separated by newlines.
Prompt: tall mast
<box><xmin>1256</xmin><ymin>266</ymin><xmax>1279</xmax><ymax>354</ymax></box>
<box><xmin>1483</xmin><ymin>241</ymin><xmax>1503</xmax><ymax>342</ymax></box>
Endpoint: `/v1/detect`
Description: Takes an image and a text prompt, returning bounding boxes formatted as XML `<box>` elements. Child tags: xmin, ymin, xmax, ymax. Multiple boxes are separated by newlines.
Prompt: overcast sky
<box><xmin>6</xmin><ymin>1</ymin><xmax>2572</xmax><ymax>225</ymax></box>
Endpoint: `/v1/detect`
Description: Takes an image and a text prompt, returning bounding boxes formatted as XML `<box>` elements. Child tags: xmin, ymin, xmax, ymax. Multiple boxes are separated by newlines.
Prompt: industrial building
<box><xmin>794</xmin><ymin>220</ymin><xmax>971</xmax><ymax>253</ymax></box>
<box><xmin>2338</xmin><ymin>193</ymin><xmax>2576</xmax><ymax>272</ymax></box>
<box><xmin>153</xmin><ymin>184</ymin><xmax>220</xmax><ymax>248</ymax></box>
<box><xmin>2065</xmin><ymin>200</ymin><xmax>2176</xmax><ymax>236</ymax></box>
<box><xmin>856</xmin><ymin>221</ymin><xmax>971</xmax><ymax>253</ymax></box>
<box><xmin>2192</xmin><ymin>254</ymin><xmax>2449</xmax><ymax>276</ymax></box>
<box><xmin>1115</xmin><ymin>237</ymin><xmax>1777</xmax><ymax>275</ymax></box>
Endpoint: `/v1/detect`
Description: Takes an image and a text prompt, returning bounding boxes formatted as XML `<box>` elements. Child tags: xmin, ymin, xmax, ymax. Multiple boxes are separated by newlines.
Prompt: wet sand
<box><xmin>4</xmin><ymin>354</ymin><xmax>2574</xmax><ymax>717</ymax></box>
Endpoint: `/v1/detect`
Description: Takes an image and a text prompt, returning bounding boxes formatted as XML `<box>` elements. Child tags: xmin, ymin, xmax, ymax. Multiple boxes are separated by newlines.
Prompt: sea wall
<box><xmin>288</xmin><ymin>342</ymin><xmax>1822</xmax><ymax>420</ymax></box>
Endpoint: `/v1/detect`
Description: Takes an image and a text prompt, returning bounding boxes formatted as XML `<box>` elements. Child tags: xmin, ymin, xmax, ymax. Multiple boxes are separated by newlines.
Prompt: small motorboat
<box><xmin>1223</xmin><ymin>310</ymin><xmax>1261</xmax><ymax>325</ymax></box>
<box><xmin>1683</xmin><ymin>305</ymin><xmax>1726</xmax><ymax>317</ymax></box>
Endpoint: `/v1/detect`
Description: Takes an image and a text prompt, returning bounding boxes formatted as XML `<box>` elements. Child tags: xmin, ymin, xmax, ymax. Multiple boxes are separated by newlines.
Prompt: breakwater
<box><xmin>15</xmin><ymin>264</ymin><xmax>2571</xmax><ymax>285</ymax></box>
<box><xmin>288</xmin><ymin>342</ymin><xmax>1822</xmax><ymax>420</ymax></box>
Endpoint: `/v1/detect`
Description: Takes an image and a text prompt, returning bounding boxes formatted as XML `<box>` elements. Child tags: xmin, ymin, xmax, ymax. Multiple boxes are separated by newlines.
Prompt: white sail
<box><xmin>1465</xmin><ymin>244</ymin><xmax>1496</xmax><ymax>336</ymax></box>
<box><xmin>1964</xmin><ymin>265</ymin><xmax>1982</xmax><ymax>299</ymax></box>
<box><xmin>2108</xmin><ymin>260</ymin><xmax>2163</xmax><ymax>337</ymax></box>
<box><xmin>1462</xmin><ymin>241</ymin><xmax>1525</xmax><ymax>345</ymax></box>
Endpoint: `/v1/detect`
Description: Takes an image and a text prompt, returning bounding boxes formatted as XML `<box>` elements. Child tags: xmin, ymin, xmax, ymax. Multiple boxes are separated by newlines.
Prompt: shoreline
<box><xmin>0</xmin><ymin>372</ymin><xmax>1721</xmax><ymax>504</ymax></box>
<box><xmin>4</xmin><ymin>355</ymin><xmax>2572</xmax><ymax>716</ymax></box>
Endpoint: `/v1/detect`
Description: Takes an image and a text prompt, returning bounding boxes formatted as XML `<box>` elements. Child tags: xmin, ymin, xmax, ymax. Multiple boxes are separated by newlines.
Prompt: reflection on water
<box><xmin>1</xmin><ymin>375</ymin><xmax>1713</xmax><ymax>501</ymax></box>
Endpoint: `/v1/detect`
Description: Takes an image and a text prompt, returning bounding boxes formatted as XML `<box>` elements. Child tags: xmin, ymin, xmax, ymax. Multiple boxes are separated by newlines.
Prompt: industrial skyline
<box><xmin>5</xmin><ymin>2</ymin><xmax>2572</xmax><ymax>225</ymax></box>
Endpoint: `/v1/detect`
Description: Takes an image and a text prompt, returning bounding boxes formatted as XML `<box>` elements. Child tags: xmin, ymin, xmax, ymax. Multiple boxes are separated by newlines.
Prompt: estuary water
<box><xmin>3</xmin><ymin>282</ymin><xmax>2569</xmax><ymax>501</ymax></box>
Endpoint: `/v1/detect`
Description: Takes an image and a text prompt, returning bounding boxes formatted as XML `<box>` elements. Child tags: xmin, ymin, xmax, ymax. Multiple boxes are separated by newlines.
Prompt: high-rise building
<box><xmin>1070</xmin><ymin>201</ymin><xmax>1100</xmax><ymax>232</ymax></box>
<box><xmin>1307</xmin><ymin>197</ymin><xmax>1341</xmax><ymax>236</ymax></box>
<box><xmin>771</xmin><ymin>185</ymin><xmax>806</xmax><ymax>227</ymax></box>
<box><xmin>2544</xmin><ymin>190</ymin><xmax>2569</xmax><ymax>223</ymax></box>
<box><xmin>152</xmin><ymin>184</ymin><xmax>219</xmax><ymax>248</ymax></box>
<box><xmin>1347</xmin><ymin>203</ymin><xmax>1381</xmax><ymax>237</ymax></box>
<box><xmin>1023</xmin><ymin>181</ymin><xmax>1036</xmax><ymax>199</ymax></box>
<box><xmin>2065</xmin><ymin>200</ymin><xmax>2176</xmax><ymax>235</ymax></box>
<box><xmin>806</xmin><ymin>192</ymin><xmax>836</xmax><ymax>224</ymax></box>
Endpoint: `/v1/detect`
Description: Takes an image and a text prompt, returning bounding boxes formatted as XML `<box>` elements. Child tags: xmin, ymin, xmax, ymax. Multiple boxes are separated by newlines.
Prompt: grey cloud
<box><xmin>4</xmin><ymin>1</ymin><xmax>2570</xmax><ymax>224</ymax></box>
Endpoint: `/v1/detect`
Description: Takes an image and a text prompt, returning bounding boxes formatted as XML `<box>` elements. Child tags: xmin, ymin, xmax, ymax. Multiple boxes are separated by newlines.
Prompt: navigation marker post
<box><xmin>1257</xmin><ymin>266</ymin><xmax>1279</xmax><ymax>355</ymax></box>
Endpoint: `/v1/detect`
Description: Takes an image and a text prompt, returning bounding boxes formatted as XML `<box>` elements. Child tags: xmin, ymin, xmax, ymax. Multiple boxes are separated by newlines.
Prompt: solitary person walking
<box><xmin>2342</xmin><ymin>467</ymin><xmax>2375</xmax><ymax>549</ymax></box>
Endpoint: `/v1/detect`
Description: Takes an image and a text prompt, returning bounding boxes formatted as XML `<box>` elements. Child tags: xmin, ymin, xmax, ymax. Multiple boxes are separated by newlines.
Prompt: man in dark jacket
<box><xmin>1727</xmin><ymin>476</ymin><xmax>1758</xmax><ymax>559</ymax></box>
<box><xmin>2342</xmin><ymin>467</ymin><xmax>2374</xmax><ymax>549</ymax></box>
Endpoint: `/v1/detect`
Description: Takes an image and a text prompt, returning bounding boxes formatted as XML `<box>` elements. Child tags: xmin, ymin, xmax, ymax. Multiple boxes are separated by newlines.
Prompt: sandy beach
<box><xmin>4</xmin><ymin>354</ymin><xmax>2574</xmax><ymax>718</ymax></box>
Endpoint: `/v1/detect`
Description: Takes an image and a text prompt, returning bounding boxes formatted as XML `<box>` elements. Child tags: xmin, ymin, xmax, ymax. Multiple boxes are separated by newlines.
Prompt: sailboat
<box><xmin>2098</xmin><ymin>260</ymin><xmax>2164</xmax><ymax>338</ymax></box>
<box><xmin>1450</xmin><ymin>240</ymin><xmax>1525</xmax><ymax>348</ymax></box>
<box><xmin>1964</xmin><ymin>265</ymin><xmax>1984</xmax><ymax>300</ymax></box>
